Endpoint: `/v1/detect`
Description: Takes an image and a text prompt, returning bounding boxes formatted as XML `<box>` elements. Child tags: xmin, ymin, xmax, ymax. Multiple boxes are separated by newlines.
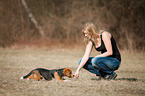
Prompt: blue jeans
<box><xmin>79</xmin><ymin>57</ymin><xmax>121</xmax><ymax>77</ymax></box>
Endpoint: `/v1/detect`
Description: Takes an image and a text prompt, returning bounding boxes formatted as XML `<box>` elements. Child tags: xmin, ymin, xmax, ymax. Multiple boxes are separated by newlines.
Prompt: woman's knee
<box><xmin>78</xmin><ymin>58</ymin><xmax>82</xmax><ymax>65</ymax></box>
<box><xmin>92</xmin><ymin>57</ymin><xmax>102</xmax><ymax>66</ymax></box>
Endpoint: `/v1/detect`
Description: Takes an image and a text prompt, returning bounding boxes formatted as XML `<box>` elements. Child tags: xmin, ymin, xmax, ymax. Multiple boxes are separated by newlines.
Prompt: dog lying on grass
<box><xmin>20</xmin><ymin>68</ymin><xmax>73</xmax><ymax>81</ymax></box>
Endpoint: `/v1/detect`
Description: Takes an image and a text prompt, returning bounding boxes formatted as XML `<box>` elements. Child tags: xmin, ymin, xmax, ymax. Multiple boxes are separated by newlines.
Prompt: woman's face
<box><xmin>84</xmin><ymin>31</ymin><xmax>91</xmax><ymax>39</ymax></box>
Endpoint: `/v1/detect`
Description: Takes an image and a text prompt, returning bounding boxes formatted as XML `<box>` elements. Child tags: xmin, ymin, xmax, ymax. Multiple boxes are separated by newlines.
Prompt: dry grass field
<box><xmin>0</xmin><ymin>48</ymin><xmax>145</xmax><ymax>96</ymax></box>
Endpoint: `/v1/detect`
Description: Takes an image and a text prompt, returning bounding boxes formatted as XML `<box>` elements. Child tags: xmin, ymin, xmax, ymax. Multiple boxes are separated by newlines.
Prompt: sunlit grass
<box><xmin>0</xmin><ymin>48</ymin><xmax>145</xmax><ymax>96</ymax></box>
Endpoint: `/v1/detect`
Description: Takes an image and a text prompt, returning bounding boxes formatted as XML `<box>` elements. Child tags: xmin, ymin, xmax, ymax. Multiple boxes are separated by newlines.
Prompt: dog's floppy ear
<box><xmin>63</xmin><ymin>68</ymin><xmax>73</xmax><ymax>78</ymax></box>
<box><xmin>63</xmin><ymin>68</ymin><xmax>71</xmax><ymax>74</ymax></box>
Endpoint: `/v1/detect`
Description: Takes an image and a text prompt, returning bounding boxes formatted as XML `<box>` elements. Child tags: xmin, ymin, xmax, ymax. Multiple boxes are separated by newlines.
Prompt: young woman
<box><xmin>74</xmin><ymin>23</ymin><xmax>121</xmax><ymax>80</ymax></box>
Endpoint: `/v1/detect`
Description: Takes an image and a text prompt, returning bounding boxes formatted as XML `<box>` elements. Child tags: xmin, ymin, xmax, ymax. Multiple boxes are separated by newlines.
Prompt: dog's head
<box><xmin>63</xmin><ymin>68</ymin><xmax>74</xmax><ymax>78</ymax></box>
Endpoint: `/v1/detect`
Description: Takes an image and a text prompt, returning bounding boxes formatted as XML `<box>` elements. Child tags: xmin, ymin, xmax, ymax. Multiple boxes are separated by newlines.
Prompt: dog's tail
<box><xmin>20</xmin><ymin>71</ymin><xmax>33</xmax><ymax>80</ymax></box>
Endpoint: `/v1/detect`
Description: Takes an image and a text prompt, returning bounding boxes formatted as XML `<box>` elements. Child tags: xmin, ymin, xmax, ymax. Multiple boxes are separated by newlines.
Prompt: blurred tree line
<box><xmin>0</xmin><ymin>0</ymin><xmax>144</xmax><ymax>51</ymax></box>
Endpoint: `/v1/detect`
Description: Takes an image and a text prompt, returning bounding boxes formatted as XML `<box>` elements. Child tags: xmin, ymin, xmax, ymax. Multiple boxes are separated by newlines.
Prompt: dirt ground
<box><xmin>0</xmin><ymin>48</ymin><xmax>145</xmax><ymax>96</ymax></box>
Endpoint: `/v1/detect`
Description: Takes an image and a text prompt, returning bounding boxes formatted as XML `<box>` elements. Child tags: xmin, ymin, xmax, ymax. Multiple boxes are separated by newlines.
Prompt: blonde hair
<box><xmin>82</xmin><ymin>22</ymin><xmax>100</xmax><ymax>43</ymax></box>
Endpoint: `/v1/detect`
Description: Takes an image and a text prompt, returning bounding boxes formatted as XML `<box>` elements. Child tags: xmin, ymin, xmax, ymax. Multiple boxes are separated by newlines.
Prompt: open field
<box><xmin>0</xmin><ymin>48</ymin><xmax>145</xmax><ymax>96</ymax></box>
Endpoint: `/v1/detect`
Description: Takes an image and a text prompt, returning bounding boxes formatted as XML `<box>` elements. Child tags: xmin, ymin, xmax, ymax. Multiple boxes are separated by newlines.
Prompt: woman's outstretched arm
<box><xmin>75</xmin><ymin>41</ymin><xmax>93</xmax><ymax>78</ymax></box>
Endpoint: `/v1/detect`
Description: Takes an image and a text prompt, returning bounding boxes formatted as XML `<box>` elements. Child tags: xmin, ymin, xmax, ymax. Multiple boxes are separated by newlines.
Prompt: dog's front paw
<box><xmin>63</xmin><ymin>80</ymin><xmax>70</xmax><ymax>82</ymax></box>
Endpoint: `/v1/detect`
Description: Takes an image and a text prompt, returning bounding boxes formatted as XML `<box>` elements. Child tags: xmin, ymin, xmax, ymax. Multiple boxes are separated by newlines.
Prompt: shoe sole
<box><xmin>109</xmin><ymin>73</ymin><xmax>117</xmax><ymax>80</ymax></box>
<box><xmin>104</xmin><ymin>73</ymin><xmax>117</xmax><ymax>80</ymax></box>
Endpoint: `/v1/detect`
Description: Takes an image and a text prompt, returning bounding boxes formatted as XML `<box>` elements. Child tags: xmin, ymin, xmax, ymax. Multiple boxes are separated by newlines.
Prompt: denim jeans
<box><xmin>79</xmin><ymin>57</ymin><xmax>121</xmax><ymax>77</ymax></box>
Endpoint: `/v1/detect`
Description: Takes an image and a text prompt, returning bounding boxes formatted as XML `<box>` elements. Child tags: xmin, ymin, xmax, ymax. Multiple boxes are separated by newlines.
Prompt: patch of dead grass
<box><xmin>0</xmin><ymin>48</ymin><xmax>145</xmax><ymax>96</ymax></box>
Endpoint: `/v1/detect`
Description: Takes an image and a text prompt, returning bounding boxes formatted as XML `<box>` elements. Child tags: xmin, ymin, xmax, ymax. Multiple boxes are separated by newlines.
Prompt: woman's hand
<box><xmin>74</xmin><ymin>70</ymin><xmax>79</xmax><ymax>79</ymax></box>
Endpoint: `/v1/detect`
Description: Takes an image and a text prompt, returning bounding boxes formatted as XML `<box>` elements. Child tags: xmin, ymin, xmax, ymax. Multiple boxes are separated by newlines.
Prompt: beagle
<box><xmin>20</xmin><ymin>68</ymin><xmax>73</xmax><ymax>81</ymax></box>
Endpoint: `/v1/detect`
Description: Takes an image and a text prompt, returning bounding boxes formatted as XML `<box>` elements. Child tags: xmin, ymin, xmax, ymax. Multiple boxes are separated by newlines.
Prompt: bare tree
<box><xmin>21</xmin><ymin>0</ymin><xmax>45</xmax><ymax>37</ymax></box>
